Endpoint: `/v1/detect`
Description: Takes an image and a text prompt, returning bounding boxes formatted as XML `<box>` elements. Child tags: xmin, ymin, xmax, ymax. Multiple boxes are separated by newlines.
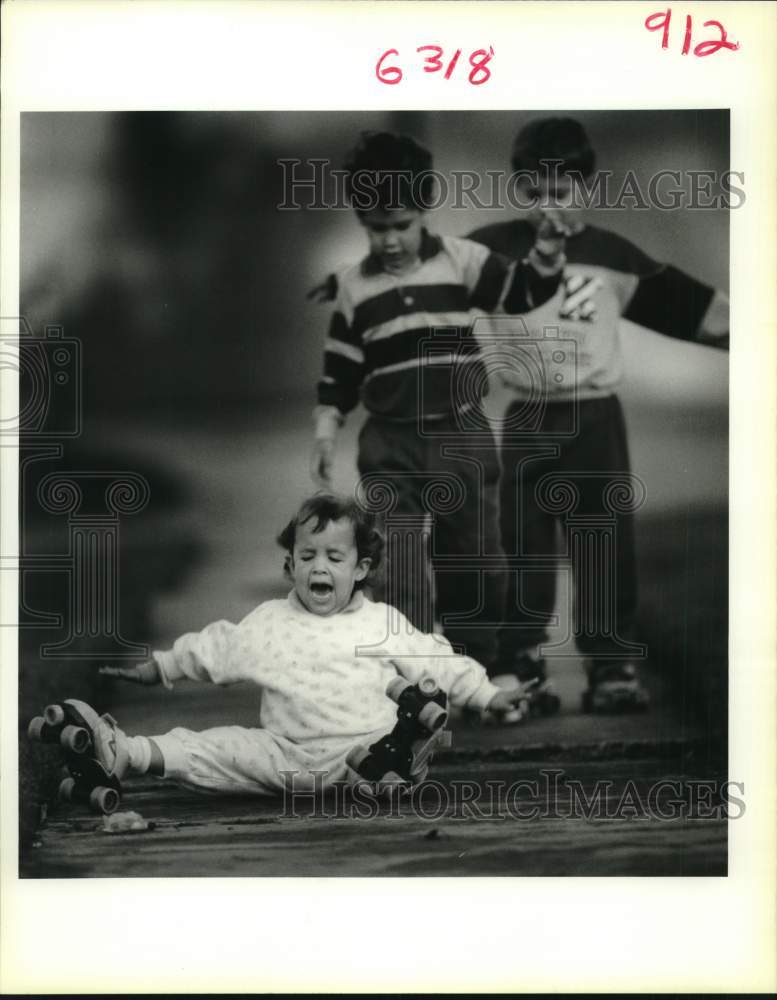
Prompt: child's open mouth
<box><xmin>309</xmin><ymin>581</ymin><xmax>334</xmax><ymax>598</ymax></box>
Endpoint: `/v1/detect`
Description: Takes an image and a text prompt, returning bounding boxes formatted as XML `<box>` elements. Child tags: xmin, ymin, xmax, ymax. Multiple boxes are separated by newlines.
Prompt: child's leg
<box><xmin>145</xmin><ymin>725</ymin><xmax>302</xmax><ymax>796</ymax></box>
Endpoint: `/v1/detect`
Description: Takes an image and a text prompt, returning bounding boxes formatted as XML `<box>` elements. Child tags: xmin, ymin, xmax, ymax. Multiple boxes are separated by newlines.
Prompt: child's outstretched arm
<box><xmin>127</xmin><ymin>619</ymin><xmax>252</xmax><ymax>689</ymax></box>
<box><xmin>387</xmin><ymin>631</ymin><xmax>522</xmax><ymax>716</ymax></box>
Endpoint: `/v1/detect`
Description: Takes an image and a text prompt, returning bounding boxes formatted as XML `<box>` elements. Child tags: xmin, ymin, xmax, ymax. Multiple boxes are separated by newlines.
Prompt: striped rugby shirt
<box><xmin>468</xmin><ymin>220</ymin><xmax>729</xmax><ymax>402</ymax></box>
<box><xmin>316</xmin><ymin>229</ymin><xmax>562</xmax><ymax>424</ymax></box>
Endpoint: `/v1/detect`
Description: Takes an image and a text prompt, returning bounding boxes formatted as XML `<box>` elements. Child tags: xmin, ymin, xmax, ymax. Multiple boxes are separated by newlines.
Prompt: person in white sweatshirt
<box><xmin>74</xmin><ymin>493</ymin><xmax>526</xmax><ymax>796</ymax></box>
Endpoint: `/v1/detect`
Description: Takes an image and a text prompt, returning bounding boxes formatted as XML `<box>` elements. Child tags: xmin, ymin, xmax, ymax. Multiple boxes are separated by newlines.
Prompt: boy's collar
<box><xmin>524</xmin><ymin>217</ymin><xmax>586</xmax><ymax>237</ymax></box>
<box><xmin>287</xmin><ymin>588</ymin><xmax>365</xmax><ymax>615</ymax></box>
<box><xmin>360</xmin><ymin>228</ymin><xmax>442</xmax><ymax>277</ymax></box>
<box><xmin>561</xmin><ymin>219</ymin><xmax>586</xmax><ymax>236</ymax></box>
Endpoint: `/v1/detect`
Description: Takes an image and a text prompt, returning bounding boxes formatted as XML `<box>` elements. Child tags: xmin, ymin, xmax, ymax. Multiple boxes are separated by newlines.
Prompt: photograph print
<box><xmin>17</xmin><ymin>109</ymin><xmax>732</xmax><ymax>877</ymax></box>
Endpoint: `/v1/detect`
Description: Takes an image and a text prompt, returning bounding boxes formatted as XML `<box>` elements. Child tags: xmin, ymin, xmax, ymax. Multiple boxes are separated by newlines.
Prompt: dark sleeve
<box><xmin>508</xmin><ymin>265</ymin><xmax>563</xmax><ymax>313</ymax></box>
<box><xmin>623</xmin><ymin>264</ymin><xmax>715</xmax><ymax>340</ymax></box>
<box><xmin>316</xmin><ymin>308</ymin><xmax>364</xmax><ymax>415</ymax></box>
<box><xmin>470</xmin><ymin>250</ymin><xmax>563</xmax><ymax>314</ymax></box>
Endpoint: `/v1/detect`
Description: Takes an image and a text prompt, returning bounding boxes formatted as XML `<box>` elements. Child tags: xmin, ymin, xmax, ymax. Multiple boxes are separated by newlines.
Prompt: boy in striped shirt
<box><xmin>311</xmin><ymin>131</ymin><xmax>566</xmax><ymax>678</ymax></box>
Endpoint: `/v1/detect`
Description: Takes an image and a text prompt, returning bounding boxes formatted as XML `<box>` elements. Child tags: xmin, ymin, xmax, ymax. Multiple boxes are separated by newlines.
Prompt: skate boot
<box><xmin>28</xmin><ymin>699</ymin><xmax>130</xmax><ymax>814</ymax></box>
<box><xmin>581</xmin><ymin>661</ymin><xmax>649</xmax><ymax>714</ymax></box>
<box><xmin>346</xmin><ymin>675</ymin><xmax>451</xmax><ymax>795</ymax></box>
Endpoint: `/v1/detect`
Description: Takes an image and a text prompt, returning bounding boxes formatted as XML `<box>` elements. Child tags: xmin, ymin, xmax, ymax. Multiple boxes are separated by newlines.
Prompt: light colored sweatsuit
<box><xmin>150</xmin><ymin>589</ymin><xmax>500</xmax><ymax>795</ymax></box>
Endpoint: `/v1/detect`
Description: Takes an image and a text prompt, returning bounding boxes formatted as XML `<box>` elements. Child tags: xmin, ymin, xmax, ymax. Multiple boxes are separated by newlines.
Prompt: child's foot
<box><xmin>60</xmin><ymin>699</ymin><xmax>132</xmax><ymax>780</ymax></box>
<box><xmin>582</xmin><ymin>661</ymin><xmax>649</xmax><ymax>713</ymax></box>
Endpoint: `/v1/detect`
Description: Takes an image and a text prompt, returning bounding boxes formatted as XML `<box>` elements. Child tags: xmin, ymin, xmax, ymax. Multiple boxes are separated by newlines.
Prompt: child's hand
<box><xmin>311</xmin><ymin>438</ymin><xmax>334</xmax><ymax>488</ymax></box>
<box><xmin>100</xmin><ymin>659</ymin><xmax>161</xmax><ymax>685</ymax></box>
<box><xmin>487</xmin><ymin>686</ymin><xmax>531</xmax><ymax>715</ymax></box>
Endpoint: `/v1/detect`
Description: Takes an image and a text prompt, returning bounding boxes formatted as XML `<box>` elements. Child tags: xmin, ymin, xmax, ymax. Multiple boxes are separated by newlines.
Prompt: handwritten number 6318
<box><xmin>376</xmin><ymin>46</ymin><xmax>494</xmax><ymax>85</ymax></box>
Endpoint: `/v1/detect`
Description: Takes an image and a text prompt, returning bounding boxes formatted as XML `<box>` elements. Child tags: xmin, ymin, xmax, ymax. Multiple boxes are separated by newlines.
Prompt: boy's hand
<box><xmin>306</xmin><ymin>273</ymin><xmax>339</xmax><ymax>304</ymax></box>
<box><xmin>311</xmin><ymin>438</ymin><xmax>334</xmax><ymax>488</ymax></box>
<box><xmin>534</xmin><ymin>210</ymin><xmax>570</xmax><ymax>258</ymax></box>
<box><xmin>100</xmin><ymin>659</ymin><xmax>161</xmax><ymax>685</ymax></box>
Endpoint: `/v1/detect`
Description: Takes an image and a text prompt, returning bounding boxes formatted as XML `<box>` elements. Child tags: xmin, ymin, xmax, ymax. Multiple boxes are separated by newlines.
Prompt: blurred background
<box><xmin>21</xmin><ymin>109</ymin><xmax>729</xmax><ymax>410</ymax></box>
<box><xmin>18</xmin><ymin>111</ymin><xmax>729</xmax><ymax>844</ymax></box>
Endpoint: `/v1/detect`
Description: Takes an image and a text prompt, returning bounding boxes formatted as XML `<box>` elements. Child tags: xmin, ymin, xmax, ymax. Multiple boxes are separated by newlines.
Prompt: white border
<box><xmin>2</xmin><ymin>1</ymin><xmax>775</xmax><ymax>993</ymax></box>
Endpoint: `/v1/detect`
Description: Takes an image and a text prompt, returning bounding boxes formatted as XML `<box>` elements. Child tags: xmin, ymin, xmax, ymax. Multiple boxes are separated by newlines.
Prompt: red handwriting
<box><xmin>375</xmin><ymin>46</ymin><xmax>494</xmax><ymax>85</ymax></box>
<box><xmin>645</xmin><ymin>10</ymin><xmax>740</xmax><ymax>56</ymax></box>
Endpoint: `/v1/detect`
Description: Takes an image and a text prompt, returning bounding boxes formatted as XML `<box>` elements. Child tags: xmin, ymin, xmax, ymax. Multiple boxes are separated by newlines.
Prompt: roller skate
<box><xmin>346</xmin><ymin>675</ymin><xmax>451</xmax><ymax>795</ymax></box>
<box><xmin>581</xmin><ymin>660</ymin><xmax>649</xmax><ymax>713</ymax></box>
<box><xmin>27</xmin><ymin>699</ymin><xmax>130</xmax><ymax>814</ymax></box>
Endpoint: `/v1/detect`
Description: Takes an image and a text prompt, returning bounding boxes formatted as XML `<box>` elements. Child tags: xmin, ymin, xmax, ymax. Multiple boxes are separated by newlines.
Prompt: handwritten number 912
<box><xmin>645</xmin><ymin>9</ymin><xmax>739</xmax><ymax>56</ymax></box>
<box><xmin>376</xmin><ymin>46</ymin><xmax>494</xmax><ymax>85</ymax></box>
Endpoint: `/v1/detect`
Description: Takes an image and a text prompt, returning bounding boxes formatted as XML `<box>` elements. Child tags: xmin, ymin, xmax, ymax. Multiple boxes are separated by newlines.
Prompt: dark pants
<box><xmin>498</xmin><ymin>395</ymin><xmax>638</xmax><ymax>668</ymax></box>
<box><xmin>357</xmin><ymin>413</ymin><xmax>506</xmax><ymax>669</ymax></box>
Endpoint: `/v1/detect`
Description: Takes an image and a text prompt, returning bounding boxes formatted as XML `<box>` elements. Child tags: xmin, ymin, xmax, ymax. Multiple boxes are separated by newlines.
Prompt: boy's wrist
<box><xmin>526</xmin><ymin>245</ymin><xmax>567</xmax><ymax>276</ymax></box>
<box><xmin>313</xmin><ymin>405</ymin><xmax>344</xmax><ymax>441</ymax></box>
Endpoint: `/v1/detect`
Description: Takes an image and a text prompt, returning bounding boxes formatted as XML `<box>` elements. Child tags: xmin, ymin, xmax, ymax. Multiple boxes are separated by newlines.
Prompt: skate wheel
<box><xmin>418</xmin><ymin>702</ymin><xmax>447</xmax><ymax>732</ymax></box>
<box><xmin>60</xmin><ymin>725</ymin><xmax>90</xmax><ymax>754</ymax></box>
<box><xmin>27</xmin><ymin>716</ymin><xmax>47</xmax><ymax>742</ymax></box>
<box><xmin>346</xmin><ymin>746</ymin><xmax>370</xmax><ymax>773</ymax></box>
<box><xmin>386</xmin><ymin>676</ymin><xmax>412</xmax><ymax>703</ymax></box>
<box><xmin>58</xmin><ymin>777</ymin><xmax>76</xmax><ymax>802</ymax></box>
<box><xmin>44</xmin><ymin>704</ymin><xmax>65</xmax><ymax>726</ymax></box>
<box><xmin>417</xmin><ymin>675</ymin><xmax>439</xmax><ymax>697</ymax></box>
<box><xmin>90</xmin><ymin>786</ymin><xmax>120</xmax><ymax>815</ymax></box>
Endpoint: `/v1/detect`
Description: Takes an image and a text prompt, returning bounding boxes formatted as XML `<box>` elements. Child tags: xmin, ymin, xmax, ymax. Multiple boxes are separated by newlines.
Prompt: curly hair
<box><xmin>276</xmin><ymin>492</ymin><xmax>384</xmax><ymax>589</ymax></box>
<box><xmin>511</xmin><ymin>117</ymin><xmax>596</xmax><ymax>178</ymax></box>
<box><xmin>343</xmin><ymin>131</ymin><xmax>436</xmax><ymax>214</ymax></box>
